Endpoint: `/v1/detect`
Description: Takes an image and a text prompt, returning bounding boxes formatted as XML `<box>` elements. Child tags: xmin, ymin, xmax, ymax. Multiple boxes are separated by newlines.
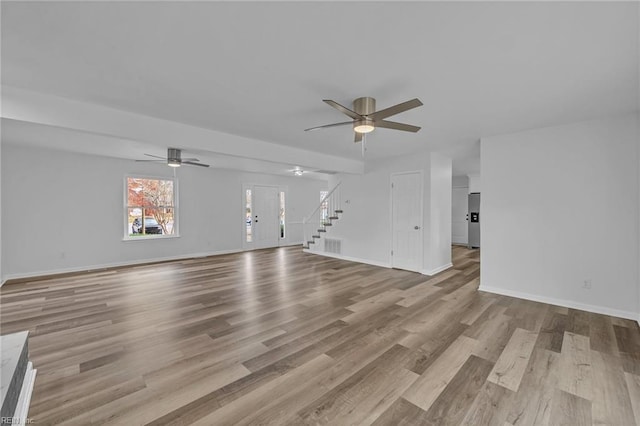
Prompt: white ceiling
<box><xmin>2</xmin><ymin>1</ymin><xmax>638</xmax><ymax>176</ymax></box>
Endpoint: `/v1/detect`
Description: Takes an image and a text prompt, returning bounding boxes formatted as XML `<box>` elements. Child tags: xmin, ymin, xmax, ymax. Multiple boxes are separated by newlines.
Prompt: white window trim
<box><xmin>123</xmin><ymin>174</ymin><xmax>180</xmax><ymax>241</ymax></box>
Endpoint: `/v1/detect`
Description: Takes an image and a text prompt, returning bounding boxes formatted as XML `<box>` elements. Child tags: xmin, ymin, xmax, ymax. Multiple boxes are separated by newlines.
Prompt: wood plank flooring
<box><xmin>1</xmin><ymin>245</ymin><xmax>639</xmax><ymax>425</ymax></box>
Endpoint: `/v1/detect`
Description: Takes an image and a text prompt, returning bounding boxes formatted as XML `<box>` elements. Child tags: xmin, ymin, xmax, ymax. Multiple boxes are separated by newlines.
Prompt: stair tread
<box><xmin>1</xmin><ymin>331</ymin><xmax>29</xmax><ymax>419</ymax></box>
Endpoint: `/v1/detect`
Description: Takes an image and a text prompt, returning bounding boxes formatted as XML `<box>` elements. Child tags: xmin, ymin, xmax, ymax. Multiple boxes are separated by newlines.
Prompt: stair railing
<box><xmin>303</xmin><ymin>181</ymin><xmax>342</xmax><ymax>249</ymax></box>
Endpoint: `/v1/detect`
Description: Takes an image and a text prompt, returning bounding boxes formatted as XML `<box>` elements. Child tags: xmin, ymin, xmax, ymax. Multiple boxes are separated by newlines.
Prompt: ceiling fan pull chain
<box><xmin>362</xmin><ymin>133</ymin><xmax>366</xmax><ymax>158</ymax></box>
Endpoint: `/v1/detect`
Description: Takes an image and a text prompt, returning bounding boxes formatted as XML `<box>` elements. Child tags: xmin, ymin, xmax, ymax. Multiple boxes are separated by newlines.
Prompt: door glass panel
<box><xmin>246</xmin><ymin>189</ymin><xmax>252</xmax><ymax>242</ymax></box>
<box><xmin>279</xmin><ymin>191</ymin><xmax>285</xmax><ymax>239</ymax></box>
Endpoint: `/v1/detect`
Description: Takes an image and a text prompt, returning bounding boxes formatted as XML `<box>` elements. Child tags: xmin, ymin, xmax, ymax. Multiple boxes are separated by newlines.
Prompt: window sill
<box><xmin>122</xmin><ymin>235</ymin><xmax>181</xmax><ymax>242</ymax></box>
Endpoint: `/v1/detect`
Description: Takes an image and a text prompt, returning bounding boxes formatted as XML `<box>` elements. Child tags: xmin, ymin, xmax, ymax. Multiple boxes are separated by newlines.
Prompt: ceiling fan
<box><xmin>136</xmin><ymin>148</ymin><xmax>210</xmax><ymax>168</ymax></box>
<box><xmin>305</xmin><ymin>97</ymin><xmax>423</xmax><ymax>143</ymax></box>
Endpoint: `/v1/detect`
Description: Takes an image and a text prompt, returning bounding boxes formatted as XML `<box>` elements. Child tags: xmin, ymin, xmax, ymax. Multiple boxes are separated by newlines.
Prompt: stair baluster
<box><xmin>302</xmin><ymin>181</ymin><xmax>342</xmax><ymax>249</ymax></box>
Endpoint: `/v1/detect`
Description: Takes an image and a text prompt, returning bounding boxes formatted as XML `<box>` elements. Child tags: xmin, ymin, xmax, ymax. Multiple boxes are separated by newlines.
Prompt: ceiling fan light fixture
<box><xmin>168</xmin><ymin>159</ymin><xmax>181</xmax><ymax>167</ymax></box>
<box><xmin>305</xmin><ymin>96</ymin><xmax>422</xmax><ymax>141</ymax></box>
<box><xmin>293</xmin><ymin>168</ymin><xmax>304</xmax><ymax>176</ymax></box>
<box><xmin>354</xmin><ymin>120</ymin><xmax>375</xmax><ymax>134</ymax></box>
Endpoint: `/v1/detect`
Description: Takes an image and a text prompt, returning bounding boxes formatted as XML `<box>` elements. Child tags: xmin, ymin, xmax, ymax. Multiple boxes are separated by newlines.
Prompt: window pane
<box><xmin>127</xmin><ymin>178</ymin><xmax>144</xmax><ymax>206</ymax></box>
<box><xmin>128</xmin><ymin>208</ymin><xmax>143</xmax><ymax>237</ymax></box>
<box><xmin>320</xmin><ymin>191</ymin><xmax>328</xmax><ymax>222</ymax></box>
<box><xmin>279</xmin><ymin>191</ymin><xmax>285</xmax><ymax>239</ymax></box>
<box><xmin>127</xmin><ymin>178</ymin><xmax>174</xmax><ymax>207</ymax></box>
<box><xmin>146</xmin><ymin>208</ymin><xmax>174</xmax><ymax>235</ymax></box>
<box><xmin>246</xmin><ymin>189</ymin><xmax>252</xmax><ymax>243</ymax></box>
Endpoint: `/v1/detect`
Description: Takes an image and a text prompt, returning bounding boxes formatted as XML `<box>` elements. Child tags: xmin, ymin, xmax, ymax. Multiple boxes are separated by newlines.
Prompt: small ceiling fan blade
<box><xmin>369</xmin><ymin>98</ymin><xmax>423</xmax><ymax>121</ymax></box>
<box><xmin>135</xmin><ymin>159</ymin><xmax>165</xmax><ymax>162</ymax></box>
<box><xmin>305</xmin><ymin>121</ymin><xmax>354</xmax><ymax>132</ymax></box>
<box><xmin>323</xmin><ymin>100</ymin><xmax>364</xmax><ymax>120</ymax></box>
<box><xmin>183</xmin><ymin>161</ymin><xmax>210</xmax><ymax>168</ymax></box>
<box><xmin>181</xmin><ymin>158</ymin><xmax>199</xmax><ymax>161</ymax></box>
<box><xmin>375</xmin><ymin>120</ymin><xmax>421</xmax><ymax>133</ymax></box>
<box><xmin>144</xmin><ymin>153</ymin><xmax>166</xmax><ymax>159</ymax></box>
<box><xmin>354</xmin><ymin>132</ymin><xmax>363</xmax><ymax>143</ymax></box>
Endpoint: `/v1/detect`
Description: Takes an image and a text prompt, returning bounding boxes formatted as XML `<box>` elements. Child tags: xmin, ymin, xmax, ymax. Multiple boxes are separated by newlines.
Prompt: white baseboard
<box><xmin>2</xmin><ymin>244</ymin><xmax>311</xmax><ymax>284</ymax></box>
<box><xmin>479</xmin><ymin>284</ymin><xmax>639</xmax><ymax>322</ymax></box>
<box><xmin>302</xmin><ymin>249</ymin><xmax>391</xmax><ymax>269</ymax></box>
<box><xmin>13</xmin><ymin>362</ymin><xmax>36</xmax><ymax>426</ymax></box>
<box><xmin>422</xmin><ymin>263</ymin><xmax>453</xmax><ymax>276</ymax></box>
<box><xmin>280</xmin><ymin>241</ymin><xmax>304</xmax><ymax>247</ymax></box>
<box><xmin>1</xmin><ymin>248</ymin><xmax>248</xmax><ymax>283</ymax></box>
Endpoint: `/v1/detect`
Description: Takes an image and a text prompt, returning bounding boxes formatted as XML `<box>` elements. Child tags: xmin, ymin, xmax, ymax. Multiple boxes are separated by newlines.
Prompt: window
<box><xmin>126</xmin><ymin>177</ymin><xmax>176</xmax><ymax>238</ymax></box>
<box><xmin>320</xmin><ymin>190</ymin><xmax>329</xmax><ymax>223</ymax></box>
<box><xmin>279</xmin><ymin>191</ymin><xmax>285</xmax><ymax>239</ymax></box>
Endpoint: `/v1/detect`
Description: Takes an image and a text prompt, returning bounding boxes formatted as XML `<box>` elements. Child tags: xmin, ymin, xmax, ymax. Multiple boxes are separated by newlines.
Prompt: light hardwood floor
<box><xmin>1</xmin><ymin>246</ymin><xmax>639</xmax><ymax>425</ymax></box>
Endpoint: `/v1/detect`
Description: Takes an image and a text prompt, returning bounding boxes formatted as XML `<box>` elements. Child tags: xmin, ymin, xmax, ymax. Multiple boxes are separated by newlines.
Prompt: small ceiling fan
<box><xmin>136</xmin><ymin>148</ymin><xmax>210</xmax><ymax>168</ymax></box>
<box><xmin>305</xmin><ymin>97</ymin><xmax>423</xmax><ymax>143</ymax></box>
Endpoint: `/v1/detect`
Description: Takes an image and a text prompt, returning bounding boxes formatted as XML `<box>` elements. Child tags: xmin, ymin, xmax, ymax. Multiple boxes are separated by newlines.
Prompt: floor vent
<box><xmin>324</xmin><ymin>238</ymin><xmax>342</xmax><ymax>254</ymax></box>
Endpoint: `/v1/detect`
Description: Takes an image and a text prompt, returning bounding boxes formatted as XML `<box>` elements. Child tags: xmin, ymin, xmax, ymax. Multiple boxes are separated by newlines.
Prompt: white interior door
<box><xmin>252</xmin><ymin>185</ymin><xmax>280</xmax><ymax>249</ymax></box>
<box><xmin>391</xmin><ymin>172</ymin><xmax>423</xmax><ymax>273</ymax></box>
<box><xmin>452</xmin><ymin>187</ymin><xmax>469</xmax><ymax>245</ymax></box>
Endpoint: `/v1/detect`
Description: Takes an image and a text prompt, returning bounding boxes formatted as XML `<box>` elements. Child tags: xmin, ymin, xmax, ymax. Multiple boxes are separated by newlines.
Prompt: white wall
<box><xmin>468</xmin><ymin>174</ymin><xmax>481</xmax><ymax>193</ymax></box>
<box><xmin>1</xmin><ymin>144</ymin><xmax>327</xmax><ymax>279</ymax></box>
<box><xmin>481</xmin><ymin>114</ymin><xmax>639</xmax><ymax>320</ymax></box>
<box><xmin>426</xmin><ymin>153</ymin><xmax>453</xmax><ymax>273</ymax></box>
<box><xmin>325</xmin><ymin>151</ymin><xmax>452</xmax><ymax>275</ymax></box>
<box><xmin>452</xmin><ymin>175</ymin><xmax>469</xmax><ymax>188</ymax></box>
<box><xmin>0</xmin><ymin>121</ymin><xmax>3</xmax><ymax>284</ymax></box>
<box><xmin>452</xmin><ymin>175</ymin><xmax>469</xmax><ymax>245</ymax></box>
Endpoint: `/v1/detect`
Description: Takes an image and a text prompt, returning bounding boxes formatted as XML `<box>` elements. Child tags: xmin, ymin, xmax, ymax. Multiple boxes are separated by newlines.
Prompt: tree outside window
<box><xmin>126</xmin><ymin>177</ymin><xmax>176</xmax><ymax>237</ymax></box>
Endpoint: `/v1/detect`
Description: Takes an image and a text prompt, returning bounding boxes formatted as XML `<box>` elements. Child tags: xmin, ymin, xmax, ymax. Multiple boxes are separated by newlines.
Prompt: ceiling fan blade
<box><xmin>323</xmin><ymin>100</ymin><xmax>364</xmax><ymax>120</ymax></box>
<box><xmin>369</xmin><ymin>98</ymin><xmax>423</xmax><ymax>121</ymax></box>
<box><xmin>354</xmin><ymin>132</ymin><xmax>363</xmax><ymax>143</ymax></box>
<box><xmin>144</xmin><ymin>153</ymin><xmax>166</xmax><ymax>159</ymax></box>
<box><xmin>305</xmin><ymin>121</ymin><xmax>354</xmax><ymax>132</ymax></box>
<box><xmin>135</xmin><ymin>159</ymin><xmax>165</xmax><ymax>162</ymax></box>
<box><xmin>181</xmin><ymin>157</ymin><xmax>199</xmax><ymax>161</ymax></box>
<box><xmin>375</xmin><ymin>120</ymin><xmax>421</xmax><ymax>133</ymax></box>
<box><xmin>183</xmin><ymin>161</ymin><xmax>210</xmax><ymax>168</ymax></box>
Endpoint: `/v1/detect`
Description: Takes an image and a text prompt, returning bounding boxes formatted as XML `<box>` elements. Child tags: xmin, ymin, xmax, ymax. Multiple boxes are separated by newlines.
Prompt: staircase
<box><xmin>1</xmin><ymin>331</ymin><xmax>36</xmax><ymax>425</ymax></box>
<box><xmin>302</xmin><ymin>182</ymin><xmax>343</xmax><ymax>250</ymax></box>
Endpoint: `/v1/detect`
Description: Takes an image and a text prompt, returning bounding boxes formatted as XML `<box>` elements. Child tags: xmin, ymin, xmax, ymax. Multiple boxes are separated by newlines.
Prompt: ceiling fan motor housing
<box><xmin>353</xmin><ymin>97</ymin><xmax>375</xmax><ymax>132</ymax></box>
<box><xmin>168</xmin><ymin>148</ymin><xmax>182</xmax><ymax>162</ymax></box>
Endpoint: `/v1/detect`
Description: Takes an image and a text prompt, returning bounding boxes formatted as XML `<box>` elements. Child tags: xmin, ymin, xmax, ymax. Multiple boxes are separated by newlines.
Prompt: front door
<box><xmin>391</xmin><ymin>172</ymin><xmax>423</xmax><ymax>273</ymax></box>
<box><xmin>252</xmin><ymin>185</ymin><xmax>280</xmax><ymax>249</ymax></box>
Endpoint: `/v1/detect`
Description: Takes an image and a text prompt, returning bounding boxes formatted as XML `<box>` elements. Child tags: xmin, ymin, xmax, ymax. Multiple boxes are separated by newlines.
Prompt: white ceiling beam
<box><xmin>1</xmin><ymin>86</ymin><xmax>364</xmax><ymax>174</ymax></box>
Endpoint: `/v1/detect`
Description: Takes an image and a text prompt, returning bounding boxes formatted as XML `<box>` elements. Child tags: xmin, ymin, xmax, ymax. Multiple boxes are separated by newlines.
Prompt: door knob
<box><xmin>414</xmin><ymin>226</ymin><xmax>420</xmax><ymax>230</ymax></box>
